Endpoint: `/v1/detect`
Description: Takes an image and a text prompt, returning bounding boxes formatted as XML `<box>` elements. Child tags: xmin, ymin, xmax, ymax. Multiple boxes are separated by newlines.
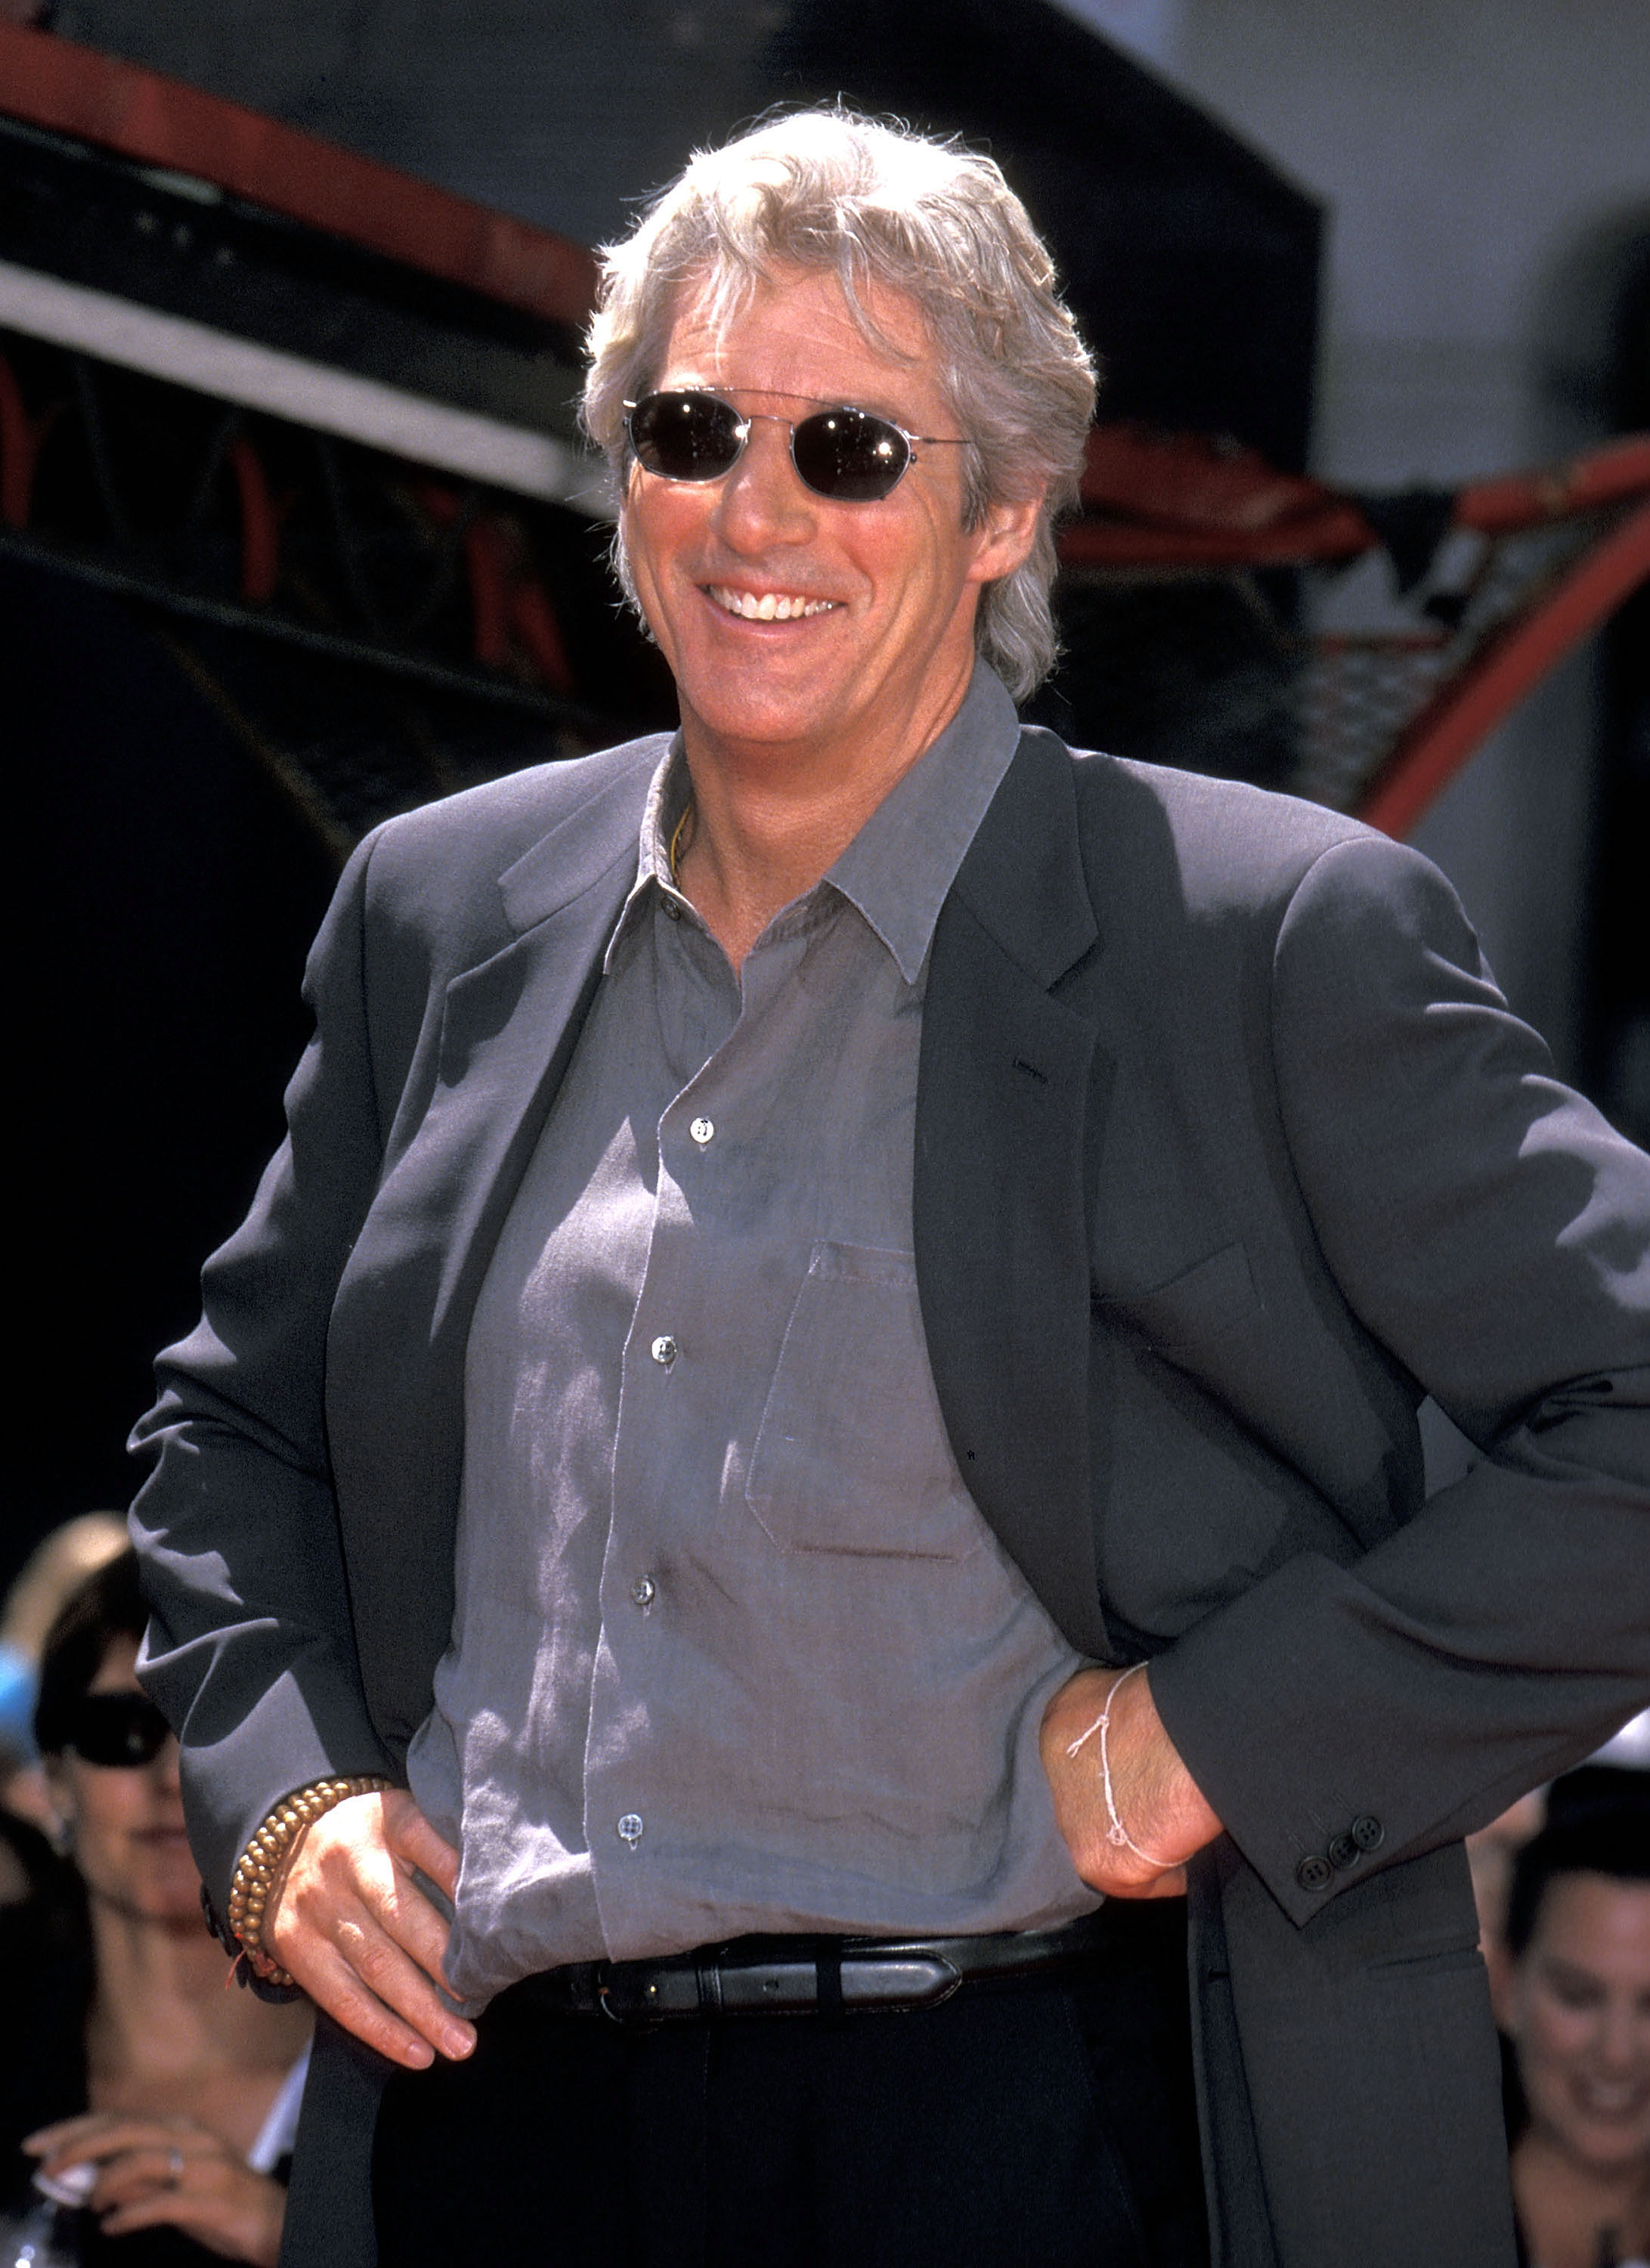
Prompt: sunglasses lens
<box><xmin>70</xmin><ymin>1693</ymin><xmax>172</xmax><ymax>1767</ymax></box>
<box><xmin>791</xmin><ymin>408</ymin><xmax>910</xmax><ymax>501</ymax></box>
<box><xmin>628</xmin><ymin>392</ymin><xmax>745</xmax><ymax>482</ymax></box>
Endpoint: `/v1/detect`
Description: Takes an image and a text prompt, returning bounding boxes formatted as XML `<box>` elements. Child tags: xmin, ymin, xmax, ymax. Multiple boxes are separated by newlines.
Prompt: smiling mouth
<box><xmin>1573</xmin><ymin>2080</ymin><xmax>1650</xmax><ymax>2118</ymax></box>
<box><xmin>706</xmin><ymin>584</ymin><xmax>837</xmax><ymax>622</ymax></box>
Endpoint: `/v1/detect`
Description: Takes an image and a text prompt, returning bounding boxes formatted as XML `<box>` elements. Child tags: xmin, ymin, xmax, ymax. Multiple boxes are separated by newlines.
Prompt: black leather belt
<box><xmin>515</xmin><ymin>1910</ymin><xmax>1113</xmax><ymax>2028</ymax></box>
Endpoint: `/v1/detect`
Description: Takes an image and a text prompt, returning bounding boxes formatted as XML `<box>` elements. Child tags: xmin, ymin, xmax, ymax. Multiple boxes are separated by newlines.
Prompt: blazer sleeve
<box><xmin>1149</xmin><ymin>830</ymin><xmax>1650</xmax><ymax>1926</ymax></box>
<box><xmin>129</xmin><ymin>826</ymin><xmax>400</xmax><ymax>1916</ymax></box>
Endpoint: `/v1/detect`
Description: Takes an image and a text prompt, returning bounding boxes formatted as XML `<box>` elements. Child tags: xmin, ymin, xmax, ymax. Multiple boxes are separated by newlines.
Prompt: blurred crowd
<box><xmin>2</xmin><ymin>1524</ymin><xmax>309</xmax><ymax>2266</ymax></box>
<box><xmin>2</xmin><ymin>1518</ymin><xmax>1645</xmax><ymax>2267</ymax></box>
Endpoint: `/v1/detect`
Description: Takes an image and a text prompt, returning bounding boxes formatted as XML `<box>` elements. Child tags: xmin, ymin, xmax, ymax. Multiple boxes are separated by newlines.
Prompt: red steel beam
<box><xmin>1057</xmin><ymin>435</ymin><xmax>1650</xmax><ymax>572</ymax></box>
<box><xmin>0</xmin><ymin>20</ymin><xmax>599</xmax><ymax>328</ymax></box>
<box><xmin>1457</xmin><ymin>435</ymin><xmax>1650</xmax><ymax>534</ymax></box>
<box><xmin>1356</xmin><ymin>497</ymin><xmax>1650</xmax><ymax>838</ymax></box>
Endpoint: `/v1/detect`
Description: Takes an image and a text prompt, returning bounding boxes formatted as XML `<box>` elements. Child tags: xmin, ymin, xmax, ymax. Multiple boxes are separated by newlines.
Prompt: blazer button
<box><xmin>1327</xmin><ymin>1832</ymin><xmax>1360</xmax><ymax>1870</ymax></box>
<box><xmin>1296</xmin><ymin>1854</ymin><xmax>1333</xmax><ymax>1893</ymax></box>
<box><xmin>1351</xmin><ymin>1814</ymin><xmax>1385</xmax><ymax>1852</ymax></box>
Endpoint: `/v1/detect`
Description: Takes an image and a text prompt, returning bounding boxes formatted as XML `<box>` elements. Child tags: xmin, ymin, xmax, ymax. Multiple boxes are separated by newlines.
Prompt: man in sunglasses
<box><xmin>132</xmin><ymin>107</ymin><xmax>1650</xmax><ymax>2268</ymax></box>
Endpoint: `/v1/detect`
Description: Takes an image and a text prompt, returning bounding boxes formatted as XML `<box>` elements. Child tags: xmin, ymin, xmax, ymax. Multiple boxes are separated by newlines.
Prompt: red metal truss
<box><xmin>1060</xmin><ymin>426</ymin><xmax>1650</xmax><ymax>836</ymax></box>
<box><xmin>1357</xmin><ymin>497</ymin><xmax>1650</xmax><ymax>836</ymax></box>
<box><xmin>0</xmin><ymin>20</ymin><xmax>599</xmax><ymax>327</ymax></box>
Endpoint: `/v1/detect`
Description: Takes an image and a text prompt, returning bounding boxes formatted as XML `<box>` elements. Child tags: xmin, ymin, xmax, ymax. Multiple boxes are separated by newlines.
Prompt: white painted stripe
<box><xmin>0</xmin><ymin>257</ymin><xmax>617</xmax><ymax>518</ymax></box>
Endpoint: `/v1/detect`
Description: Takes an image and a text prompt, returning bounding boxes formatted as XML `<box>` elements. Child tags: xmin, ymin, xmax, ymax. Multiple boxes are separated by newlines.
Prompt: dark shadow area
<box><xmin>11</xmin><ymin>555</ymin><xmax>338</xmax><ymax>1548</ymax></box>
<box><xmin>1585</xmin><ymin>233</ymin><xmax>1650</xmax><ymax>1143</ymax></box>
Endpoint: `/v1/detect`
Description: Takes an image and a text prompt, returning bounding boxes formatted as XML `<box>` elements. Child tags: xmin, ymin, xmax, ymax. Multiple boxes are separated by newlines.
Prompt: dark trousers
<box><xmin>373</xmin><ymin>1901</ymin><xmax>1209</xmax><ymax>2268</ymax></box>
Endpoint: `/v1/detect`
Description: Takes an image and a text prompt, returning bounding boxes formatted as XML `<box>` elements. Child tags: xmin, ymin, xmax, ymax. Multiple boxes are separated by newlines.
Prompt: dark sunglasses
<box><xmin>624</xmin><ymin>390</ymin><xmax>967</xmax><ymax>503</ymax></box>
<box><xmin>66</xmin><ymin>1691</ymin><xmax>174</xmax><ymax>1768</ymax></box>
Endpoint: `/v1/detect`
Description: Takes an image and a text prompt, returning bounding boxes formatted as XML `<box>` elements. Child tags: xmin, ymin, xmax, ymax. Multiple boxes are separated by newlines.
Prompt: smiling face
<box><xmin>48</xmin><ymin>1636</ymin><xmax>199</xmax><ymax>1929</ymax></box>
<box><xmin>1501</xmin><ymin>1870</ymin><xmax>1650</xmax><ymax>2177</ymax></box>
<box><xmin>621</xmin><ymin>263</ymin><xmax>1042</xmax><ymax>791</ymax></box>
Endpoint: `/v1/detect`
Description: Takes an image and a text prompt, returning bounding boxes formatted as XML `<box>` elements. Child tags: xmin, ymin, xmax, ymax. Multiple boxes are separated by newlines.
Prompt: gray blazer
<box><xmin>132</xmin><ymin>724</ymin><xmax>1650</xmax><ymax>2268</ymax></box>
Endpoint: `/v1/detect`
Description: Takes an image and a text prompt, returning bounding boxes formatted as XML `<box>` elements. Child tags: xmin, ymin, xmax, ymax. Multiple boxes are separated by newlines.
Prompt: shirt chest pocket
<box><xmin>746</xmin><ymin>1241</ymin><xmax>982</xmax><ymax>1561</ymax></box>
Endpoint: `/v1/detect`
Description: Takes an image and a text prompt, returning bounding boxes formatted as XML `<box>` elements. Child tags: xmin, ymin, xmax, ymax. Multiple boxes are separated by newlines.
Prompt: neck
<box><xmin>85</xmin><ymin>1895</ymin><xmax>305</xmax><ymax>2083</ymax></box>
<box><xmin>1512</xmin><ymin>2130</ymin><xmax>1650</xmax><ymax>2268</ymax></box>
<box><xmin>675</xmin><ymin>655</ymin><xmax>974</xmax><ymax>968</ymax></box>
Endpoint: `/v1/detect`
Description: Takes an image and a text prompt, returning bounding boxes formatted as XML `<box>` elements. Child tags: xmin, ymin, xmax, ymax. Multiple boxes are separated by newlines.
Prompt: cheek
<box><xmin>1522</xmin><ymin>1997</ymin><xmax>1595</xmax><ymax>2071</ymax></box>
<box><xmin>66</xmin><ymin>1802</ymin><xmax>130</xmax><ymax>1895</ymax></box>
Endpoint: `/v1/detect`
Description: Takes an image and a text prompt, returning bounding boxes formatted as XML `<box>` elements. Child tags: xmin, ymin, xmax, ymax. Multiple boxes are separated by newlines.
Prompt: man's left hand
<box><xmin>1040</xmin><ymin>1663</ymin><xmax>1223</xmax><ymax>1898</ymax></box>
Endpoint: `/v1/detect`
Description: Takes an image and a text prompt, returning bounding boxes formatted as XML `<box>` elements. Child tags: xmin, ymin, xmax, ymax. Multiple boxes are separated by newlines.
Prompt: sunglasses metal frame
<box><xmin>65</xmin><ymin>1690</ymin><xmax>174</xmax><ymax>1768</ymax></box>
<box><xmin>623</xmin><ymin>390</ymin><xmax>967</xmax><ymax>502</ymax></box>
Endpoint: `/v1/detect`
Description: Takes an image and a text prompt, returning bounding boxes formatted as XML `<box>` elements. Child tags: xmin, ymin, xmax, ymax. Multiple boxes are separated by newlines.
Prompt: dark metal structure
<box><xmin>4</xmin><ymin>8</ymin><xmax>1323</xmax><ymax>1548</ymax></box>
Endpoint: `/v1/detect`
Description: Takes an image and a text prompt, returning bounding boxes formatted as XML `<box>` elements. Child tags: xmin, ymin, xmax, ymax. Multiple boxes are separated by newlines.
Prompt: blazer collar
<box><xmin>915</xmin><ymin>725</ymin><xmax>1112</xmax><ymax>1658</ymax></box>
<box><xmin>949</xmin><ymin>723</ymin><xmax>1101</xmax><ymax>986</ymax></box>
<box><xmin>497</xmin><ymin>735</ymin><xmax>667</xmax><ymax>937</ymax></box>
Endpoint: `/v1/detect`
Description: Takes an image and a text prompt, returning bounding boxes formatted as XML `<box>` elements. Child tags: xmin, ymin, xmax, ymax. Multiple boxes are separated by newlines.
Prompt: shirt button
<box><xmin>631</xmin><ymin>1574</ymin><xmax>657</xmax><ymax>1610</ymax></box>
<box><xmin>650</xmin><ymin>1334</ymin><xmax>678</xmax><ymax>1368</ymax></box>
<box><xmin>689</xmin><ymin>1115</ymin><xmax>715</xmax><ymax>1146</ymax></box>
<box><xmin>617</xmin><ymin>1813</ymin><xmax>644</xmax><ymax>1848</ymax></box>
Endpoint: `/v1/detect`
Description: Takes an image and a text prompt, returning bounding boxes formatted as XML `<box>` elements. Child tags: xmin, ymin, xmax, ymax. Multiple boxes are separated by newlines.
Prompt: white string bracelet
<box><xmin>1064</xmin><ymin>1661</ymin><xmax>1178</xmax><ymax>1871</ymax></box>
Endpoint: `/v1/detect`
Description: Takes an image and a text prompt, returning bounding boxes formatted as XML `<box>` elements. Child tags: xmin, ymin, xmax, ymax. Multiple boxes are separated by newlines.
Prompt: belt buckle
<box><xmin>596</xmin><ymin>1954</ymin><xmax>709</xmax><ymax>2027</ymax></box>
<box><xmin>596</xmin><ymin>1963</ymin><xmax>661</xmax><ymax>2029</ymax></box>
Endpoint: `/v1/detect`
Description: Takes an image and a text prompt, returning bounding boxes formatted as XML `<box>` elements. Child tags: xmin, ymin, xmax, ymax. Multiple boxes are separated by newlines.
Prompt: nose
<box><xmin>711</xmin><ymin>414</ymin><xmax>816</xmax><ymax>551</ymax></box>
<box><xmin>151</xmin><ymin>1731</ymin><xmax>183</xmax><ymax>1797</ymax></box>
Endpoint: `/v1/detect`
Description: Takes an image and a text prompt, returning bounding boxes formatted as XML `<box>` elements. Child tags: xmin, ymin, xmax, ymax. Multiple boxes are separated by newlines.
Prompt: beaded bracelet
<box><xmin>1064</xmin><ymin>1662</ymin><xmax>1178</xmax><ymax>1872</ymax></box>
<box><xmin>225</xmin><ymin>1775</ymin><xmax>392</xmax><ymax>1987</ymax></box>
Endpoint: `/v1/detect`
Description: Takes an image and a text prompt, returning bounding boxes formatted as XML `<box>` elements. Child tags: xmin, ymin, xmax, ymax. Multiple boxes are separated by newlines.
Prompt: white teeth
<box><xmin>709</xmin><ymin>585</ymin><xmax>834</xmax><ymax>621</ymax></box>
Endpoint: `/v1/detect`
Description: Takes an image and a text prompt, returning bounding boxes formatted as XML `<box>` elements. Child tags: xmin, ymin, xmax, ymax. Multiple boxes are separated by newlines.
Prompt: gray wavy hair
<box><xmin>583</xmin><ymin>108</ymin><xmax>1097</xmax><ymax>702</ymax></box>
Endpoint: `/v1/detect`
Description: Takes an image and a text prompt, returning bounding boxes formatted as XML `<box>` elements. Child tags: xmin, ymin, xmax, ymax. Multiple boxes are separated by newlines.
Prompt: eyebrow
<box><xmin>661</xmin><ymin>383</ymin><xmax>918</xmax><ymax>423</ymax></box>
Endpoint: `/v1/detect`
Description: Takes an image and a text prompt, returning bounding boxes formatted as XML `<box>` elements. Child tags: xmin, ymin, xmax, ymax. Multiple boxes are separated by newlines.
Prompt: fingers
<box><xmin>82</xmin><ymin>2142</ymin><xmax>286</xmax><ymax>2265</ymax></box>
<box><xmin>82</xmin><ymin>2143</ymin><xmax>197</xmax><ymax>2214</ymax></box>
<box><xmin>25</xmin><ymin>2112</ymin><xmax>184</xmax><ymax>2180</ymax></box>
<box><xmin>24</xmin><ymin>2116</ymin><xmax>284</xmax><ymax>2263</ymax></box>
<box><xmin>265</xmin><ymin>1790</ymin><xmax>475</xmax><ymax>2071</ymax></box>
<box><xmin>1040</xmin><ymin>1662</ymin><xmax>1220</xmax><ymax>1895</ymax></box>
<box><xmin>385</xmin><ymin>1795</ymin><xmax>463</xmax><ymax>1903</ymax></box>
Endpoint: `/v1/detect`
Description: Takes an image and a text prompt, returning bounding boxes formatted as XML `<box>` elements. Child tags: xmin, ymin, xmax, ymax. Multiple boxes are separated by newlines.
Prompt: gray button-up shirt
<box><xmin>407</xmin><ymin>665</ymin><xmax>1101</xmax><ymax>2009</ymax></box>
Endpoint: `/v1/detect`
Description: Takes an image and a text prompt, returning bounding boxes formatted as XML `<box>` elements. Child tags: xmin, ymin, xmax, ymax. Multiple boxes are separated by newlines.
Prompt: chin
<box><xmin>1554</xmin><ymin>2112</ymin><xmax>1650</xmax><ymax>2174</ymax></box>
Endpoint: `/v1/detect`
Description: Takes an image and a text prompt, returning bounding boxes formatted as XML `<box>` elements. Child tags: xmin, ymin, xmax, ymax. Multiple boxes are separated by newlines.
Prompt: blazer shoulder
<box><xmin>1022</xmin><ymin>730</ymin><xmax>1412</xmax><ymax>940</ymax></box>
<box><xmin>354</xmin><ymin>731</ymin><xmax>666</xmax><ymax>949</ymax></box>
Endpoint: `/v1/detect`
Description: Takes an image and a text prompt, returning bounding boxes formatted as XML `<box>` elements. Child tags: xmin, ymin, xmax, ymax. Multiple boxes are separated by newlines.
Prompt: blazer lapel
<box><xmin>328</xmin><ymin>758</ymin><xmax>651</xmax><ymax>1752</ymax></box>
<box><xmin>915</xmin><ymin>726</ymin><xmax>1113</xmax><ymax>1659</ymax></box>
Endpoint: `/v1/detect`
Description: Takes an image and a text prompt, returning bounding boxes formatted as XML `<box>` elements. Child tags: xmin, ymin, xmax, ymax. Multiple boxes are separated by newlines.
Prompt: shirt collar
<box><xmin>825</xmin><ymin>662</ymin><xmax>1021</xmax><ymax>984</ymax></box>
<box><xmin>606</xmin><ymin>661</ymin><xmax>1023</xmax><ymax>984</ymax></box>
<box><xmin>605</xmin><ymin>741</ymin><xmax>695</xmax><ymax>971</ymax></box>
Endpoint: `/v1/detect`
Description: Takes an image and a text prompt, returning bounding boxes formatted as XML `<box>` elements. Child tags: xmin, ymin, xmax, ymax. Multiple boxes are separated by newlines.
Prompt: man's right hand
<box><xmin>262</xmin><ymin>1789</ymin><xmax>477</xmax><ymax>2070</ymax></box>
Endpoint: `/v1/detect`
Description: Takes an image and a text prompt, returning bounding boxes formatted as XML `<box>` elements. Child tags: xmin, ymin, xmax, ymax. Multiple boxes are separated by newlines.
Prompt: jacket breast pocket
<box><xmin>746</xmin><ymin>1241</ymin><xmax>980</xmax><ymax>1561</ymax></box>
<box><xmin>1097</xmin><ymin>1240</ymin><xmax>1261</xmax><ymax>1361</ymax></box>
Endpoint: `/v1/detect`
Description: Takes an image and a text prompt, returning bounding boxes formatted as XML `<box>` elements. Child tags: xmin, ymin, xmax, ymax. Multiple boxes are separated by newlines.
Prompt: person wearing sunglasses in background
<box><xmin>128</xmin><ymin>108</ymin><xmax>1650</xmax><ymax>2268</ymax></box>
<box><xmin>1</xmin><ymin>1553</ymin><xmax>311</xmax><ymax>2266</ymax></box>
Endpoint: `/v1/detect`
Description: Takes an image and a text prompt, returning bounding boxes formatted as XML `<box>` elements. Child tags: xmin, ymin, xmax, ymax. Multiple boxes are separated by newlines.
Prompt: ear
<box><xmin>39</xmin><ymin>1756</ymin><xmax>75</xmax><ymax>1853</ymax></box>
<box><xmin>1485</xmin><ymin>1936</ymin><xmax>1517</xmax><ymax>2034</ymax></box>
<box><xmin>964</xmin><ymin>488</ymin><xmax>1046</xmax><ymax>588</ymax></box>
